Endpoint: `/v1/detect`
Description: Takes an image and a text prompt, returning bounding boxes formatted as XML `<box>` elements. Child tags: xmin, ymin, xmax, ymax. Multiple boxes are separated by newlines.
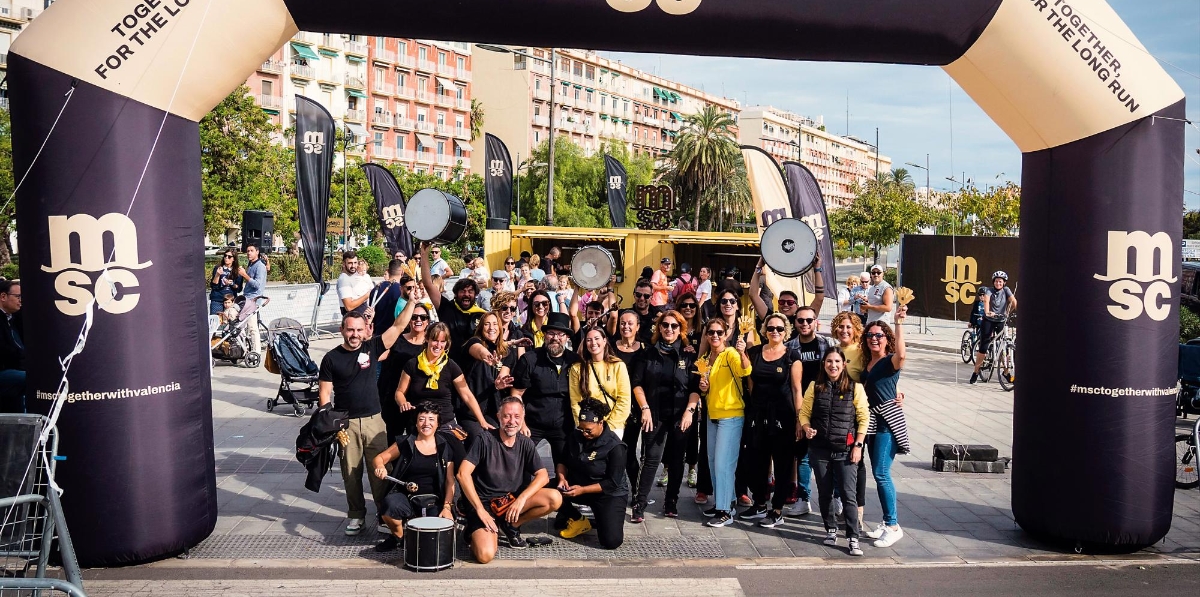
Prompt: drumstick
<box><xmin>385</xmin><ymin>476</ymin><xmax>420</xmax><ymax>493</ymax></box>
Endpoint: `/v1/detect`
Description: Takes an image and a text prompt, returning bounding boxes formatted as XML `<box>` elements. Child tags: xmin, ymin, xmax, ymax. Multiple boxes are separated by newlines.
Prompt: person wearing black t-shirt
<box><xmin>370</xmin><ymin>402</ymin><xmax>458</xmax><ymax>552</ymax></box>
<box><xmin>459</xmin><ymin>312</ymin><xmax>519</xmax><ymax>440</ymax></box>
<box><xmin>630</xmin><ymin>280</ymin><xmax>664</xmax><ymax>345</ymax></box>
<box><xmin>740</xmin><ymin>313</ymin><xmax>805</xmax><ymax>528</ymax></box>
<box><xmin>556</xmin><ymin>398</ymin><xmax>629</xmax><ymax>549</ymax></box>
<box><xmin>458</xmin><ymin>397</ymin><xmax>562</xmax><ymax>563</ymax></box>
<box><xmin>394</xmin><ymin>322</ymin><xmax>494</xmax><ymax>443</ymax></box>
<box><xmin>318</xmin><ymin>293</ymin><xmax>418</xmax><ymax>536</ymax></box>
<box><xmin>377</xmin><ymin>286</ymin><xmax>426</xmax><ymax>440</ymax></box>
<box><xmin>419</xmin><ymin>241</ymin><xmax>485</xmax><ymax>364</ymax></box>
<box><xmin>511</xmin><ymin>312</ymin><xmax>579</xmax><ymax>470</ymax></box>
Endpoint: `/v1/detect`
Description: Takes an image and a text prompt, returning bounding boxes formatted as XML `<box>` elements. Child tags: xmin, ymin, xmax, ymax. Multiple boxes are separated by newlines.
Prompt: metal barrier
<box><xmin>213</xmin><ymin>282</ymin><xmax>362</xmax><ymax>343</ymax></box>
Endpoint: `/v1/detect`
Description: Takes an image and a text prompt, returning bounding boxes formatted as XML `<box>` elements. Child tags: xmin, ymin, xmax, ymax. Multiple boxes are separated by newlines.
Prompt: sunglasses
<box><xmin>412</xmin><ymin>315</ymin><xmax>430</xmax><ymax>322</ymax></box>
<box><xmin>403</xmin><ymin>285</ymin><xmax>416</xmax><ymax>291</ymax></box>
<box><xmin>719</xmin><ymin>298</ymin><xmax>738</xmax><ymax>305</ymax></box>
<box><xmin>659</xmin><ymin>322</ymin><xmax>681</xmax><ymax>330</ymax></box>
<box><xmin>635</xmin><ymin>292</ymin><xmax>652</xmax><ymax>299</ymax></box>
<box><xmin>865</xmin><ymin>332</ymin><xmax>886</xmax><ymax>339</ymax></box>
<box><xmin>705</xmin><ymin>329</ymin><xmax>725</xmax><ymax>337</ymax></box>
<box><xmin>765</xmin><ymin>326</ymin><xmax>786</xmax><ymax>333</ymax></box>
<box><xmin>501</xmin><ymin>305</ymin><xmax>518</xmax><ymax>312</ymax></box>
<box><xmin>777</xmin><ymin>299</ymin><xmax>797</xmax><ymax>306</ymax></box>
<box><xmin>505</xmin><ymin>261</ymin><xmax>515</xmax><ymax>265</ymax></box>
<box><xmin>795</xmin><ymin>317</ymin><xmax>815</xmax><ymax>324</ymax></box>
<box><xmin>678</xmin><ymin>302</ymin><xmax>697</xmax><ymax>309</ymax></box>
<box><xmin>533</xmin><ymin>301</ymin><xmax>550</xmax><ymax>308</ymax></box>
<box><xmin>223</xmin><ymin>254</ymin><xmax>234</xmax><ymax>259</ymax></box>
<box><xmin>493</xmin><ymin>278</ymin><xmax>506</xmax><ymax>282</ymax></box>
<box><xmin>870</xmin><ymin>271</ymin><xmax>882</xmax><ymax>275</ymax></box>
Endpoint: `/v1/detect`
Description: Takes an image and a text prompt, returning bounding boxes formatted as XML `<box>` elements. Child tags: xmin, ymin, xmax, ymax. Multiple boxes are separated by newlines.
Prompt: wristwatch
<box><xmin>853</xmin><ymin>442</ymin><xmax>864</xmax><ymax>448</ymax></box>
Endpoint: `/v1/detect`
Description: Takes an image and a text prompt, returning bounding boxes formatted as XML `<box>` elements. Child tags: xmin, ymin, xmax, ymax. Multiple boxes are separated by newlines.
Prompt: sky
<box><xmin>600</xmin><ymin>0</ymin><xmax>1200</xmax><ymax>206</ymax></box>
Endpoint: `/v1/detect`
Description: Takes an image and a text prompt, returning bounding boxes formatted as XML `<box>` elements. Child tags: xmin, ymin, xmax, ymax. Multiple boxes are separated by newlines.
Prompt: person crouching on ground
<box><xmin>798</xmin><ymin>346</ymin><xmax>870</xmax><ymax>556</ymax></box>
<box><xmin>370</xmin><ymin>402</ymin><xmax>457</xmax><ymax>552</ymax></box>
<box><xmin>556</xmin><ymin>398</ymin><xmax>629</xmax><ymax>549</ymax></box>
<box><xmin>458</xmin><ymin>396</ymin><xmax>562</xmax><ymax>563</ymax></box>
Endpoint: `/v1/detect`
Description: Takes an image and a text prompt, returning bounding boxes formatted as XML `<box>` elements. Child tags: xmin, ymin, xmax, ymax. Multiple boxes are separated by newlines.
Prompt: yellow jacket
<box><xmin>569</xmin><ymin>359</ymin><xmax>632</xmax><ymax>430</ymax></box>
<box><xmin>705</xmin><ymin>347</ymin><xmax>751</xmax><ymax>420</ymax></box>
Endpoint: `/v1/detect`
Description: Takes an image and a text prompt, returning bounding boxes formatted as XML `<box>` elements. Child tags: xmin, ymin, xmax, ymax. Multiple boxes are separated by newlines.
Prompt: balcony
<box><xmin>417</xmin><ymin>59</ymin><xmax>436</xmax><ymax>73</ymax></box>
<box><xmin>290</xmin><ymin>64</ymin><xmax>315</xmax><ymax>79</ymax></box>
<box><xmin>319</xmin><ymin>34</ymin><xmax>344</xmax><ymax>51</ymax></box>
<box><xmin>436</xmin><ymin>155</ymin><xmax>456</xmax><ymax>166</ymax></box>
<box><xmin>436</xmin><ymin>94</ymin><xmax>455</xmax><ymax>108</ymax></box>
<box><xmin>454</xmin><ymin>98</ymin><xmax>471</xmax><ymax>111</ymax></box>
<box><xmin>259</xmin><ymin>59</ymin><xmax>284</xmax><ymax>74</ymax></box>
<box><xmin>394</xmin><ymin>117</ymin><xmax>416</xmax><ymax>130</ymax></box>
<box><xmin>293</xmin><ymin>32</ymin><xmax>320</xmax><ymax>45</ymax></box>
<box><xmin>437</xmin><ymin>63</ymin><xmax>455</xmax><ymax>77</ymax></box>
<box><xmin>372</xmin><ymin>112</ymin><xmax>394</xmax><ymax>127</ymax></box>
<box><xmin>415</xmin><ymin>89</ymin><xmax>433</xmax><ymax>104</ymax></box>
<box><xmin>456</xmin><ymin>68</ymin><xmax>472</xmax><ymax>82</ymax></box>
<box><xmin>345</xmin><ymin>109</ymin><xmax>366</xmax><ymax>122</ymax></box>
<box><xmin>417</xmin><ymin>151</ymin><xmax>434</xmax><ymax>164</ymax></box>
<box><xmin>397</xmin><ymin>149</ymin><xmax>416</xmax><ymax>162</ymax></box>
<box><xmin>372</xmin><ymin>82</ymin><xmax>395</xmax><ymax>96</ymax></box>
<box><xmin>374</xmin><ymin>146</ymin><xmax>395</xmax><ymax>160</ymax></box>
<box><xmin>642</xmin><ymin>116</ymin><xmax>661</xmax><ymax>127</ymax></box>
<box><xmin>532</xmin><ymin>115</ymin><xmax>550</xmax><ymax>128</ymax></box>
<box><xmin>435</xmin><ymin>124</ymin><xmax>451</xmax><ymax>136</ymax></box>
<box><xmin>533</xmin><ymin>88</ymin><xmax>550</xmax><ymax>102</ymax></box>
<box><xmin>396</xmin><ymin>54</ymin><xmax>416</xmax><ymax>69</ymax></box>
<box><xmin>454</xmin><ymin>127</ymin><xmax>470</xmax><ymax>139</ymax></box>
<box><xmin>344</xmin><ymin>74</ymin><xmax>365</xmax><ymax>89</ymax></box>
<box><xmin>258</xmin><ymin>95</ymin><xmax>283</xmax><ymax>110</ymax></box>
<box><xmin>374</xmin><ymin>49</ymin><xmax>396</xmax><ymax>64</ymax></box>
<box><xmin>415</xmin><ymin>120</ymin><xmax>435</xmax><ymax>133</ymax></box>
<box><xmin>345</xmin><ymin>41</ymin><xmax>369</xmax><ymax>56</ymax></box>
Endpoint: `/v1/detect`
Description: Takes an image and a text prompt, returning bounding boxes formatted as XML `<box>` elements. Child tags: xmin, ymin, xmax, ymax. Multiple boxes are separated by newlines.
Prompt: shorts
<box><xmin>978</xmin><ymin>319</ymin><xmax>1006</xmax><ymax>351</ymax></box>
<box><xmin>382</xmin><ymin>492</ymin><xmax>442</xmax><ymax>521</ymax></box>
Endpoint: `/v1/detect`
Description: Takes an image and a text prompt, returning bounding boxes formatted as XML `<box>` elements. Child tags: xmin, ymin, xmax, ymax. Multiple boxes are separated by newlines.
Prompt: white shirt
<box><xmin>695</xmin><ymin>279</ymin><xmax>712</xmax><ymax>304</ymax></box>
<box><xmin>429</xmin><ymin>258</ymin><xmax>453</xmax><ymax>278</ymax></box>
<box><xmin>336</xmin><ymin>272</ymin><xmax>374</xmax><ymax>303</ymax></box>
<box><xmin>866</xmin><ymin>281</ymin><xmax>893</xmax><ymax>324</ymax></box>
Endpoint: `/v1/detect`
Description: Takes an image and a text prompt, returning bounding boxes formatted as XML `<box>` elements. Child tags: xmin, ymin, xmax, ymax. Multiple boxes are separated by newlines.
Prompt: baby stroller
<box><xmin>211</xmin><ymin>296</ymin><xmax>270</xmax><ymax>368</ymax></box>
<box><xmin>265</xmin><ymin>317</ymin><xmax>320</xmax><ymax>416</ymax></box>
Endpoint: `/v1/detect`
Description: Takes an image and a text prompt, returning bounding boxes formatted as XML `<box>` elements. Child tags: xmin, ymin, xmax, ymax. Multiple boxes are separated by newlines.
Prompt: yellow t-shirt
<box><xmin>568</xmin><ymin>360</ymin><xmax>632</xmax><ymax>430</ymax></box>
<box><xmin>842</xmin><ymin>343</ymin><xmax>865</xmax><ymax>383</ymax></box>
<box><xmin>705</xmin><ymin>347</ymin><xmax>752</xmax><ymax>420</ymax></box>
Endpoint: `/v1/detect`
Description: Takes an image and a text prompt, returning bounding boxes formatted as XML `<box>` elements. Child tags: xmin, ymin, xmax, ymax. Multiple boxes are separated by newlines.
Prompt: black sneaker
<box><xmin>663</xmin><ymin>500</ymin><xmax>679</xmax><ymax>518</ymax></box>
<box><xmin>631</xmin><ymin>503</ymin><xmax>645</xmax><ymax>524</ymax></box>
<box><xmin>553</xmin><ymin>509</ymin><xmax>571</xmax><ymax>530</ymax></box>
<box><xmin>702</xmin><ymin>506</ymin><xmax>719</xmax><ymax>518</ymax></box>
<box><xmin>737</xmin><ymin>504</ymin><xmax>768</xmax><ymax>521</ymax></box>
<box><xmin>969</xmin><ymin>372</ymin><xmax>979</xmax><ymax>384</ymax></box>
<box><xmin>525</xmin><ymin>535</ymin><xmax>553</xmax><ymax>547</ymax></box>
<box><xmin>705</xmin><ymin>511</ymin><xmax>734</xmax><ymax>528</ymax></box>
<box><xmin>499</xmin><ymin>523</ymin><xmax>527</xmax><ymax>549</ymax></box>
<box><xmin>759</xmin><ymin>510</ymin><xmax>785</xmax><ymax>528</ymax></box>
<box><xmin>374</xmin><ymin>534</ymin><xmax>400</xmax><ymax>552</ymax></box>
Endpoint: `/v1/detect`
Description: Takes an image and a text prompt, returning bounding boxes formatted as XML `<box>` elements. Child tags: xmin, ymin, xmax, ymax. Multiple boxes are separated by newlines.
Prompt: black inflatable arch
<box><xmin>8</xmin><ymin>0</ymin><xmax>1185</xmax><ymax>565</ymax></box>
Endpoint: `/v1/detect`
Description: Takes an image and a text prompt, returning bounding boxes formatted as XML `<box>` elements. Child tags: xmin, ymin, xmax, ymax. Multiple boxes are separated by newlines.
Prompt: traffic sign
<box><xmin>1184</xmin><ymin>239</ymin><xmax>1200</xmax><ymax>261</ymax></box>
<box><xmin>327</xmin><ymin>217</ymin><xmax>345</xmax><ymax>234</ymax></box>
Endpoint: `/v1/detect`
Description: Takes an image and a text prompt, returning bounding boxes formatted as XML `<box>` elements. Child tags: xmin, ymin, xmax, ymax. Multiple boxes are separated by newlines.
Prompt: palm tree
<box><xmin>470</xmin><ymin>99</ymin><xmax>485</xmax><ymax>141</ymax></box>
<box><xmin>666</xmin><ymin>105</ymin><xmax>741</xmax><ymax>230</ymax></box>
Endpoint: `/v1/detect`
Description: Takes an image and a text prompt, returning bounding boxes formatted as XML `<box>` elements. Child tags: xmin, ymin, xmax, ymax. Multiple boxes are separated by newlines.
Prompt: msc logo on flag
<box><xmin>488</xmin><ymin>160</ymin><xmax>506</xmax><ymax>178</ymax></box>
<box><xmin>607</xmin><ymin>0</ymin><xmax>701</xmax><ymax>15</ymax></box>
<box><xmin>941</xmin><ymin>256</ymin><xmax>981</xmax><ymax>305</ymax></box>
<box><xmin>301</xmin><ymin>131</ymin><xmax>325</xmax><ymax>155</ymax></box>
<box><xmin>1094</xmin><ymin>231</ymin><xmax>1176</xmax><ymax>321</ymax></box>
<box><xmin>609</xmin><ymin>175</ymin><xmax>624</xmax><ymax>190</ymax></box>
<box><xmin>41</xmin><ymin>213</ymin><xmax>152</xmax><ymax>317</ymax></box>
<box><xmin>380</xmin><ymin>204</ymin><xmax>405</xmax><ymax>230</ymax></box>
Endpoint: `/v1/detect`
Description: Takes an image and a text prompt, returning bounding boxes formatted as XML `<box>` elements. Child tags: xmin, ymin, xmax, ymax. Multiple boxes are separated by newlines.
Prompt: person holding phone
<box><xmin>628</xmin><ymin>310</ymin><xmax>700</xmax><ymax>522</ymax></box>
<box><xmin>555</xmin><ymin>398</ymin><xmax>628</xmax><ymax>549</ymax></box>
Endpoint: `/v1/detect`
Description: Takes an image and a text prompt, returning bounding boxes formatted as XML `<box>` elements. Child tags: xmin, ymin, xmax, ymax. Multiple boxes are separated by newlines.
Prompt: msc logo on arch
<box><xmin>1094</xmin><ymin>230</ymin><xmax>1176</xmax><ymax>321</ymax></box>
<box><xmin>41</xmin><ymin>213</ymin><xmax>152</xmax><ymax>317</ymax></box>
<box><xmin>606</xmin><ymin>0</ymin><xmax>702</xmax><ymax>15</ymax></box>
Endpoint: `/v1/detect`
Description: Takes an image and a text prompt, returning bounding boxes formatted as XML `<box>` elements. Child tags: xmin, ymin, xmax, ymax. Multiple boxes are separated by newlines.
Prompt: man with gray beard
<box><xmin>511</xmin><ymin>312</ymin><xmax>579</xmax><ymax>473</ymax></box>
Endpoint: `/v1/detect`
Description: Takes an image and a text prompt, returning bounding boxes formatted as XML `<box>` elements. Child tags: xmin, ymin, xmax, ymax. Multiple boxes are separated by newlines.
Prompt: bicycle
<box><xmin>960</xmin><ymin>326</ymin><xmax>977</xmax><ymax>364</ymax></box>
<box><xmin>1176</xmin><ymin>342</ymin><xmax>1200</xmax><ymax>489</ymax></box>
<box><xmin>977</xmin><ymin>314</ymin><xmax>1016</xmax><ymax>390</ymax></box>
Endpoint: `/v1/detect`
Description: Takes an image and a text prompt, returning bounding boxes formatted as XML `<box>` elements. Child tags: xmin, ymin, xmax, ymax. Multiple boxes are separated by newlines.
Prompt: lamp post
<box><xmin>342</xmin><ymin>124</ymin><xmax>367</xmax><ymax>249</ymax></box>
<box><xmin>905</xmin><ymin>154</ymin><xmax>930</xmax><ymax>202</ymax></box>
<box><xmin>477</xmin><ymin>44</ymin><xmax>558</xmax><ymax>225</ymax></box>
<box><xmin>515</xmin><ymin>155</ymin><xmax>548</xmax><ymax>226</ymax></box>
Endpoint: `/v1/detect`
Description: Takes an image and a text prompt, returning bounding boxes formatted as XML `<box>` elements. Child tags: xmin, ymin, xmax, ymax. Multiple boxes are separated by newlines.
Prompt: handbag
<box><xmin>588</xmin><ymin>361</ymin><xmax>618</xmax><ymax>410</ymax></box>
<box><xmin>487</xmin><ymin>493</ymin><xmax>516</xmax><ymax>517</ymax></box>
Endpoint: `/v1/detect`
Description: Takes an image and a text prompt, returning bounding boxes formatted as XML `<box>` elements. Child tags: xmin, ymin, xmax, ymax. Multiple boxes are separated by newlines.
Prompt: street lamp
<box><xmin>905</xmin><ymin>154</ymin><xmax>930</xmax><ymax>202</ymax></box>
<box><xmin>514</xmin><ymin>154</ymin><xmax>547</xmax><ymax>225</ymax></box>
<box><xmin>477</xmin><ymin>44</ymin><xmax>558</xmax><ymax>226</ymax></box>
<box><xmin>342</xmin><ymin>124</ymin><xmax>368</xmax><ymax>248</ymax></box>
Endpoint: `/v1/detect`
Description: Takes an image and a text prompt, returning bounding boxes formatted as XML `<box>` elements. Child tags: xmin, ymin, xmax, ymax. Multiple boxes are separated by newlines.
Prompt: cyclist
<box><xmin>970</xmin><ymin>271</ymin><xmax>1017</xmax><ymax>384</ymax></box>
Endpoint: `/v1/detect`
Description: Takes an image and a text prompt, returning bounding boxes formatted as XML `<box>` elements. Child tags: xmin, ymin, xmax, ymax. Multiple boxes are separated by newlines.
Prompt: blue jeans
<box><xmin>0</xmin><ymin>369</ymin><xmax>27</xmax><ymax>413</ymax></box>
<box><xmin>706</xmin><ymin>416</ymin><xmax>743</xmax><ymax>512</ymax></box>
<box><xmin>796</xmin><ymin>452</ymin><xmax>812</xmax><ymax>501</ymax></box>
<box><xmin>871</xmin><ymin>428</ymin><xmax>900</xmax><ymax>526</ymax></box>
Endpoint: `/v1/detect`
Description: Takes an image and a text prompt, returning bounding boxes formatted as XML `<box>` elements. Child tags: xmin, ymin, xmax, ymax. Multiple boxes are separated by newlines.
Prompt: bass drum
<box><xmin>406</xmin><ymin>188</ymin><xmax>467</xmax><ymax>244</ymax></box>
<box><xmin>571</xmin><ymin>246</ymin><xmax>616</xmax><ymax>290</ymax></box>
<box><xmin>761</xmin><ymin>218</ymin><xmax>818</xmax><ymax>278</ymax></box>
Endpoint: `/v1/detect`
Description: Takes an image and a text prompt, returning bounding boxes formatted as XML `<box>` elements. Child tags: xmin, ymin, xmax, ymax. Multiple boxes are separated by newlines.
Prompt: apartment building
<box><xmin>739</xmin><ymin>106</ymin><xmax>892</xmax><ymax>208</ymax></box>
<box><xmin>246</xmin><ymin>34</ymin><xmax>473</xmax><ymax>179</ymax></box>
<box><xmin>470</xmin><ymin>47</ymin><xmax>740</xmax><ymax>173</ymax></box>
<box><xmin>0</xmin><ymin>0</ymin><xmax>49</xmax><ymax>108</ymax></box>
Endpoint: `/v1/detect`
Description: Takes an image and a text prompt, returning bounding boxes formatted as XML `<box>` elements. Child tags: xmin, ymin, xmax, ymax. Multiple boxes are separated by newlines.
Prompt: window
<box><xmin>397</xmin><ymin>72</ymin><xmax>407</xmax><ymax>88</ymax></box>
<box><xmin>419</xmin><ymin>47</ymin><xmax>427</xmax><ymax>61</ymax></box>
<box><xmin>534</xmin><ymin>130</ymin><xmax>540</xmax><ymax>144</ymax></box>
<box><xmin>417</xmin><ymin>77</ymin><xmax>428</xmax><ymax>91</ymax></box>
<box><xmin>398</xmin><ymin>41</ymin><xmax>407</xmax><ymax>56</ymax></box>
<box><xmin>574</xmin><ymin>88</ymin><xmax>580</xmax><ymax>100</ymax></box>
<box><xmin>393</xmin><ymin>103</ymin><xmax>405</xmax><ymax>117</ymax></box>
<box><xmin>436</xmin><ymin>141</ymin><xmax>446</xmax><ymax>155</ymax></box>
<box><xmin>436</xmin><ymin>112</ymin><xmax>445</xmax><ymax>126</ymax></box>
<box><xmin>457</xmin><ymin>56</ymin><xmax>465</xmax><ymax>71</ymax></box>
<box><xmin>438</xmin><ymin>52</ymin><xmax>448</xmax><ymax>66</ymax></box>
<box><xmin>455</xmin><ymin>85</ymin><xmax>465</xmax><ymax>100</ymax></box>
<box><xmin>534</xmin><ymin>78</ymin><xmax>541</xmax><ymax>92</ymax></box>
<box><xmin>572</xmin><ymin>61</ymin><xmax>582</xmax><ymax>77</ymax></box>
<box><xmin>374</xmin><ymin>66</ymin><xmax>385</xmax><ymax>82</ymax></box>
<box><xmin>534</xmin><ymin>105</ymin><xmax>541</xmax><ymax>116</ymax></box>
<box><xmin>396</xmin><ymin>134</ymin><xmax>406</xmax><ymax>149</ymax></box>
<box><xmin>347</xmin><ymin>97</ymin><xmax>358</xmax><ymax>110</ymax></box>
<box><xmin>261</xmin><ymin>80</ymin><xmax>273</xmax><ymax>96</ymax></box>
<box><xmin>373</xmin><ymin>132</ymin><xmax>384</xmax><ymax>150</ymax></box>
<box><xmin>375</xmin><ymin>37</ymin><xmax>386</xmax><ymax>50</ymax></box>
<box><xmin>455</xmin><ymin>115</ymin><xmax>464</xmax><ymax>129</ymax></box>
<box><xmin>454</xmin><ymin>144</ymin><xmax>464</xmax><ymax>158</ymax></box>
<box><xmin>600</xmin><ymin>95</ymin><xmax>606</xmax><ymax>108</ymax></box>
<box><xmin>586</xmin><ymin>91</ymin><xmax>593</xmax><ymax>104</ymax></box>
<box><xmin>417</xmin><ymin>108</ymin><xmax>427</xmax><ymax>122</ymax></box>
<box><xmin>585</xmin><ymin>65</ymin><xmax>595</xmax><ymax>80</ymax></box>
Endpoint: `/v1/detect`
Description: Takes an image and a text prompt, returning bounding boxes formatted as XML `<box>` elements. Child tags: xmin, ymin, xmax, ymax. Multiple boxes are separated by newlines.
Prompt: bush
<box><xmin>0</xmin><ymin>263</ymin><xmax>18</xmax><ymax>280</ymax></box>
<box><xmin>1181</xmin><ymin>308</ymin><xmax>1200</xmax><ymax>343</ymax></box>
<box><xmin>354</xmin><ymin>245</ymin><xmax>388</xmax><ymax>276</ymax></box>
<box><xmin>884</xmin><ymin>267</ymin><xmax>898</xmax><ymax>287</ymax></box>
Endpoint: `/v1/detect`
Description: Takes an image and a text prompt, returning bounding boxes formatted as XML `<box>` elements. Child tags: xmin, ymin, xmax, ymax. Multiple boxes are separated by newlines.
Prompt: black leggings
<box><xmin>529</xmin><ymin>422</ymin><xmax>568</xmax><ymax>473</ymax></box>
<box><xmin>634</xmin><ymin>419</ymin><xmax>685</xmax><ymax>507</ymax></box>
<box><xmin>696</xmin><ymin>410</ymin><xmax>713</xmax><ymax>494</ymax></box>
<box><xmin>561</xmin><ymin>493</ymin><xmax>626</xmax><ymax>549</ymax></box>
<box><xmin>748</xmin><ymin>424</ymin><xmax>800</xmax><ymax>511</ymax></box>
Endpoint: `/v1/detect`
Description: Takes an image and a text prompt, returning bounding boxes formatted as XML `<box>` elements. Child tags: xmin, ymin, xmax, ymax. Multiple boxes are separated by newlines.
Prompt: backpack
<box><xmin>671</xmin><ymin>273</ymin><xmax>697</xmax><ymax>303</ymax></box>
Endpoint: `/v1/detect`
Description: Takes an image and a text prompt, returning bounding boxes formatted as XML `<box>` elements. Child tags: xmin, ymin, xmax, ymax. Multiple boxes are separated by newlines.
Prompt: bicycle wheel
<box><xmin>960</xmin><ymin>331</ymin><xmax>975</xmax><ymax>364</ymax></box>
<box><xmin>1177</xmin><ymin>434</ymin><xmax>1199</xmax><ymax>489</ymax></box>
<box><xmin>979</xmin><ymin>344</ymin><xmax>995</xmax><ymax>383</ymax></box>
<box><xmin>998</xmin><ymin>342</ymin><xmax>1016</xmax><ymax>392</ymax></box>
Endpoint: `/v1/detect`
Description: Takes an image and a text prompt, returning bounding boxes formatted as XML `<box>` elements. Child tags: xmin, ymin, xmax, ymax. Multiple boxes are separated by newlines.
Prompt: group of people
<box><xmin>315</xmin><ymin>242</ymin><xmax>912</xmax><ymax>562</ymax></box>
<box><xmin>208</xmin><ymin>245</ymin><xmax>270</xmax><ymax>353</ymax></box>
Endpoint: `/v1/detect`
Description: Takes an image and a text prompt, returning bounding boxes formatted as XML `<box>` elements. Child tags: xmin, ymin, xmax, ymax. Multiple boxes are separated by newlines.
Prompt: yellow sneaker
<box><xmin>559</xmin><ymin>517</ymin><xmax>592</xmax><ymax>539</ymax></box>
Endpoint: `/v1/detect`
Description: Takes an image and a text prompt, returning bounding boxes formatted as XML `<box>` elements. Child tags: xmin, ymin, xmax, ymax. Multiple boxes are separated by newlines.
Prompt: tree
<box><xmin>0</xmin><ymin>108</ymin><xmax>14</xmax><ymax>264</ymax></box>
<box><xmin>1186</xmin><ymin>210</ymin><xmax>1200</xmax><ymax>240</ymax></box>
<box><xmin>516</xmin><ymin>138</ymin><xmax>655</xmax><ymax>228</ymax></box>
<box><xmin>199</xmin><ymin>85</ymin><xmax>287</xmax><ymax>244</ymax></box>
<box><xmin>934</xmin><ymin>182</ymin><xmax>1021</xmax><ymax>237</ymax></box>
<box><xmin>664</xmin><ymin>105</ymin><xmax>744</xmax><ymax>231</ymax></box>
<box><xmin>834</xmin><ymin>177</ymin><xmax>933</xmax><ymax>258</ymax></box>
<box><xmin>470</xmin><ymin>99</ymin><xmax>485</xmax><ymax>142</ymax></box>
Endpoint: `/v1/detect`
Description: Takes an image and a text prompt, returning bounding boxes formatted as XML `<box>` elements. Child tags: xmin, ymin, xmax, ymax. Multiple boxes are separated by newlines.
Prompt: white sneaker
<box><xmin>848</xmin><ymin>538</ymin><xmax>864</xmax><ymax>556</ymax></box>
<box><xmin>344</xmin><ymin>518</ymin><xmax>365</xmax><ymax>536</ymax></box>
<box><xmin>822</xmin><ymin>530</ymin><xmax>838</xmax><ymax>546</ymax></box>
<box><xmin>784</xmin><ymin>501</ymin><xmax>812</xmax><ymax>516</ymax></box>
<box><xmin>377</xmin><ymin>523</ymin><xmax>389</xmax><ymax>534</ymax></box>
<box><xmin>865</xmin><ymin>522</ymin><xmax>887</xmax><ymax>539</ymax></box>
<box><xmin>873</xmin><ymin>525</ymin><xmax>904</xmax><ymax>548</ymax></box>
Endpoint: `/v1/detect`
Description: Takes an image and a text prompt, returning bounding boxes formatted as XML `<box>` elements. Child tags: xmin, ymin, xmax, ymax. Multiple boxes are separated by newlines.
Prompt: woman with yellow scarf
<box><xmin>521</xmin><ymin>290</ymin><xmax>553</xmax><ymax>348</ymax></box>
<box><xmin>395</xmin><ymin>322</ymin><xmax>494</xmax><ymax>448</ymax></box>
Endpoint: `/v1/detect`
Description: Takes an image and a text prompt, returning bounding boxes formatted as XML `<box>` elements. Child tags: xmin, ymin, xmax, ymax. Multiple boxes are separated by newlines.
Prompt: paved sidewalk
<box><xmin>191</xmin><ymin>339</ymin><xmax>1200</xmax><ymax>568</ymax></box>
